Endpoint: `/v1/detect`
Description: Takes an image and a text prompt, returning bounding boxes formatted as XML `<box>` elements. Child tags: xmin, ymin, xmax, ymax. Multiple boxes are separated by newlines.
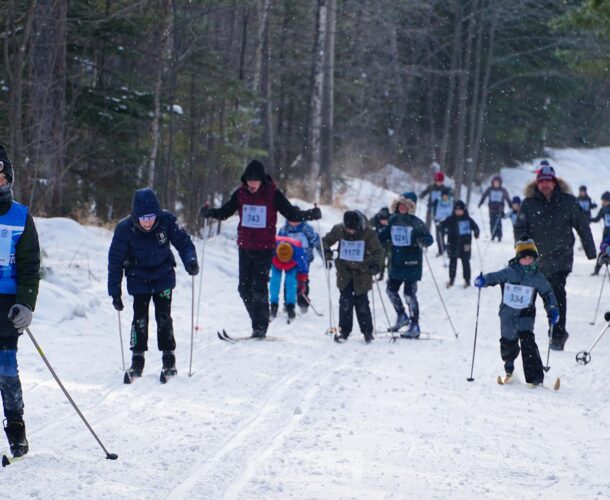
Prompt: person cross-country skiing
<box><xmin>199</xmin><ymin>160</ymin><xmax>321</xmax><ymax>338</ymax></box>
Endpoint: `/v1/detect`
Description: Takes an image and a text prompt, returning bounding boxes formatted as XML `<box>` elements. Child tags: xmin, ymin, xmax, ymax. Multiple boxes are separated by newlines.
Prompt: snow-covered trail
<box><xmin>3</xmin><ymin>174</ymin><xmax>610</xmax><ymax>498</ymax></box>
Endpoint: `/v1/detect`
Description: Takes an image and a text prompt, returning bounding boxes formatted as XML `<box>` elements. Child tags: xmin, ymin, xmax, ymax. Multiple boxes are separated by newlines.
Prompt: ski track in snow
<box><xmin>3</xmin><ymin>153</ymin><xmax>610</xmax><ymax>499</ymax></box>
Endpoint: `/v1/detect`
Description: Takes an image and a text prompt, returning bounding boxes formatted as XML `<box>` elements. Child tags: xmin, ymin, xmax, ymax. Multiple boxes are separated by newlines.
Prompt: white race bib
<box><xmin>292</xmin><ymin>231</ymin><xmax>309</xmax><ymax>248</ymax></box>
<box><xmin>579</xmin><ymin>200</ymin><xmax>590</xmax><ymax>211</ymax></box>
<box><xmin>435</xmin><ymin>202</ymin><xmax>452</xmax><ymax>221</ymax></box>
<box><xmin>458</xmin><ymin>220</ymin><xmax>471</xmax><ymax>236</ymax></box>
<box><xmin>391</xmin><ymin>226</ymin><xmax>412</xmax><ymax>247</ymax></box>
<box><xmin>242</xmin><ymin>205</ymin><xmax>267</xmax><ymax>229</ymax></box>
<box><xmin>0</xmin><ymin>226</ymin><xmax>12</xmax><ymax>266</ymax></box>
<box><xmin>430</xmin><ymin>190</ymin><xmax>441</xmax><ymax>203</ymax></box>
<box><xmin>503</xmin><ymin>283</ymin><xmax>534</xmax><ymax>310</ymax></box>
<box><xmin>604</xmin><ymin>213</ymin><xmax>610</xmax><ymax>227</ymax></box>
<box><xmin>339</xmin><ymin>240</ymin><xmax>365</xmax><ymax>262</ymax></box>
<box><xmin>489</xmin><ymin>190</ymin><xmax>503</xmax><ymax>203</ymax></box>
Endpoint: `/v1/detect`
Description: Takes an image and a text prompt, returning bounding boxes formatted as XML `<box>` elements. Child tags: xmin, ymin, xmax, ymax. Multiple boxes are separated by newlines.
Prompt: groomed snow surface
<box><xmin>3</xmin><ymin>148</ymin><xmax>610</xmax><ymax>499</ymax></box>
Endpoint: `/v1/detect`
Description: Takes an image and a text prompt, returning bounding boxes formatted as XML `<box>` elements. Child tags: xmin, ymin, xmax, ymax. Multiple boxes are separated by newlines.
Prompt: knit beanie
<box><xmin>515</xmin><ymin>238</ymin><xmax>538</xmax><ymax>260</ymax></box>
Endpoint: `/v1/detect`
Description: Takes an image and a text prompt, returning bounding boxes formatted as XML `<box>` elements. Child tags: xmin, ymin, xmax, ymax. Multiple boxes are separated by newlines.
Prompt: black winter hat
<box><xmin>579</xmin><ymin>185</ymin><xmax>587</xmax><ymax>192</ymax></box>
<box><xmin>0</xmin><ymin>145</ymin><xmax>14</xmax><ymax>184</ymax></box>
<box><xmin>602</xmin><ymin>191</ymin><xmax>610</xmax><ymax>202</ymax></box>
<box><xmin>377</xmin><ymin>207</ymin><xmax>390</xmax><ymax>220</ymax></box>
<box><xmin>241</xmin><ymin>160</ymin><xmax>266</xmax><ymax>183</ymax></box>
<box><xmin>441</xmin><ymin>187</ymin><xmax>451</xmax><ymax>197</ymax></box>
<box><xmin>453</xmin><ymin>200</ymin><xmax>466</xmax><ymax>211</ymax></box>
<box><xmin>512</xmin><ymin>196</ymin><xmax>521</xmax><ymax>204</ymax></box>
<box><xmin>344</xmin><ymin>211</ymin><xmax>361</xmax><ymax>230</ymax></box>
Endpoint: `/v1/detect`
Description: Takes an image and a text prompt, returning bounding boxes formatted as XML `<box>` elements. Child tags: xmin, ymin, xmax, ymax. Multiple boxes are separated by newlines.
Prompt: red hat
<box><xmin>434</xmin><ymin>172</ymin><xmax>445</xmax><ymax>183</ymax></box>
<box><xmin>536</xmin><ymin>165</ymin><xmax>556</xmax><ymax>183</ymax></box>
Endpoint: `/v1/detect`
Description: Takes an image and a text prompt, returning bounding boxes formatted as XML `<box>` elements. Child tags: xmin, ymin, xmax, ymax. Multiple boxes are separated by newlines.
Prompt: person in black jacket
<box><xmin>0</xmin><ymin>145</ymin><xmax>40</xmax><ymax>459</ymax></box>
<box><xmin>108</xmin><ymin>188</ymin><xmax>198</xmax><ymax>377</ymax></box>
<box><xmin>514</xmin><ymin>164</ymin><xmax>596</xmax><ymax>350</ymax></box>
<box><xmin>478</xmin><ymin>175</ymin><xmax>511</xmax><ymax>242</ymax></box>
<box><xmin>577</xmin><ymin>185</ymin><xmax>597</xmax><ymax>221</ymax></box>
<box><xmin>371</xmin><ymin>206</ymin><xmax>391</xmax><ymax>281</ymax></box>
<box><xmin>591</xmin><ymin>191</ymin><xmax>610</xmax><ymax>275</ymax></box>
<box><xmin>441</xmin><ymin>200</ymin><xmax>480</xmax><ymax>288</ymax></box>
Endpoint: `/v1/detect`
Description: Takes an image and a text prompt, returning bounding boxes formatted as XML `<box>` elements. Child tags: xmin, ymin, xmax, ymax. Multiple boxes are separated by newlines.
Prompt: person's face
<box><xmin>537</xmin><ymin>179</ymin><xmax>555</xmax><ymax>198</ymax></box>
<box><xmin>519</xmin><ymin>255</ymin><xmax>534</xmax><ymax>266</ymax></box>
<box><xmin>492</xmin><ymin>180</ymin><xmax>500</xmax><ymax>188</ymax></box>
<box><xmin>398</xmin><ymin>203</ymin><xmax>408</xmax><ymax>214</ymax></box>
<box><xmin>139</xmin><ymin>215</ymin><xmax>156</xmax><ymax>231</ymax></box>
<box><xmin>512</xmin><ymin>203</ymin><xmax>520</xmax><ymax>211</ymax></box>
<box><xmin>346</xmin><ymin>228</ymin><xmax>356</xmax><ymax>235</ymax></box>
<box><xmin>603</xmin><ymin>200</ymin><xmax>610</xmax><ymax>207</ymax></box>
<box><xmin>435</xmin><ymin>180</ymin><xmax>443</xmax><ymax>186</ymax></box>
<box><xmin>288</xmin><ymin>220</ymin><xmax>300</xmax><ymax>227</ymax></box>
<box><xmin>579</xmin><ymin>190</ymin><xmax>586</xmax><ymax>197</ymax></box>
<box><xmin>379</xmin><ymin>218</ymin><xmax>388</xmax><ymax>226</ymax></box>
<box><xmin>0</xmin><ymin>173</ymin><xmax>8</xmax><ymax>187</ymax></box>
<box><xmin>455</xmin><ymin>208</ymin><xmax>464</xmax><ymax>217</ymax></box>
<box><xmin>247</xmin><ymin>180</ymin><xmax>262</xmax><ymax>193</ymax></box>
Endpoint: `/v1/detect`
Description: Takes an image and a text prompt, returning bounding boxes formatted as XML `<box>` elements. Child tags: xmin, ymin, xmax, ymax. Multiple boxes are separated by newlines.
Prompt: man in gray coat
<box><xmin>514</xmin><ymin>163</ymin><xmax>596</xmax><ymax>350</ymax></box>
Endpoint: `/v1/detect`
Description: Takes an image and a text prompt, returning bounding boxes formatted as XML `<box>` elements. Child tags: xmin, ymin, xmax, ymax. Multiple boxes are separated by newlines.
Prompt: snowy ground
<box><xmin>2</xmin><ymin>149</ymin><xmax>610</xmax><ymax>499</ymax></box>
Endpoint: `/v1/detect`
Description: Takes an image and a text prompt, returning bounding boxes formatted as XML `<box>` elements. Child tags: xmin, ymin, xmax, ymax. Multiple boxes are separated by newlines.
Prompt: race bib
<box><xmin>503</xmin><ymin>283</ymin><xmax>534</xmax><ymax>310</ymax></box>
<box><xmin>292</xmin><ymin>231</ymin><xmax>309</xmax><ymax>248</ymax></box>
<box><xmin>0</xmin><ymin>226</ymin><xmax>11</xmax><ymax>266</ymax></box>
<box><xmin>339</xmin><ymin>240</ymin><xmax>365</xmax><ymax>262</ymax></box>
<box><xmin>430</xmin><ymin>190</ymin><xmax>441</xmax><ymax>203</ymax></box>
<box><xmin>458</xmin><ymin>220</ymin><xmax>471</xmax><ymax>236</ymax></box>
<box><xmin>489</xmin><ymin>190</ymin><xmax>503</xmax><ymax>203</ymax></box>
<box><xmin>435</xmin><ymin>202</ymin><xmax>452</xmax><ymax>221</ymax></box>
<box><xmin>242</xmin><ymin>205</ymin><xmax>267</xmax><ymax>229</ymax></box>
<box><xmin>605</xmin><ymin>213</ymin><xmax>610</xmax><ymax>227</ymax></box>
<box><xmin>391</xmin><ymin>226</ymin><xmax>412</xmax><ymax>247</ymax></box>
<box><xmin>579</xmin><ymin>200</ymin><xmax>590</xmax><ymax>211</ymax></box>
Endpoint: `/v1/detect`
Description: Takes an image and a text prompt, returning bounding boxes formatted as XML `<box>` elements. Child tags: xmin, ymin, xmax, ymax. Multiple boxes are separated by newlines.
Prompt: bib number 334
<box><xmin>503</xmin><ymin>283</ymin><xmax>533</xmax><ymax>310</ymax></box>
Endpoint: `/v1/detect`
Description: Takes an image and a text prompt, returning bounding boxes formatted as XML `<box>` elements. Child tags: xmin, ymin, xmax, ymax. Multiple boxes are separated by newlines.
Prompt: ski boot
<box><xmin>550</xmin><ymin>332</ymin><xmax>569</xmax><ymax>351</ymax></box>
<box><xmin>504</xmin><ymin>360</ymin><xmax>514</xmax><ymax>377</ymax></box>
<box><xmin>400</xmin><ymin>321</ymin><xmax>420</xmax><ymax>339</ymax></box>
<box><xmin>389</xmin><ymin>311</ymin><xmax>409</xmax><ymax>332</ymax></box>
<box><xmin>251</xmin><ymin>329</ymin><xmax>266</xmax><ymax>339</ymax></box>
<box><xmin>286</xmin><ymin>304</ymin><xmax>296</xmax><ymax>321</ymax></box>
<box><xmin>3</xmin><ymin>419</ymin><xmax>28</xmax><ymax>458</ymax></box>
<box><xmin>160</xmin><ymin>351</ymin><xmax>177</xmax><ymax>383</ymax></box>
<box><xmin>446</xmin><ymin>281</ymin><xmax>454</xmax><ymax>289</ymax></box>
<box><xmin>363</xmin><ymin>332</ymin><xmax>374</xmax><ymax>344</ymax></box>
<box><xmin>270</xmin><ymin>303</ymin><xmax>279</xmax><ymax>319</ymax></box>
<box><xmin>128</xmin><ymin>353</ymin><xmax>145</xmax><ymax>377</ymax></box>
<box><xmin>299</xmin><ymin>305</ymin><xmax>308</xmax><ymax>314</ymax></box>
<box><xmin>334</xmin><ymin>331</ymin><xmax>349</xmax><ymax>343</ymax></box>
<box><xmin>463</xmin><ymin>280</ymin><xmax>470</xmax><ymax>288</ymax></box>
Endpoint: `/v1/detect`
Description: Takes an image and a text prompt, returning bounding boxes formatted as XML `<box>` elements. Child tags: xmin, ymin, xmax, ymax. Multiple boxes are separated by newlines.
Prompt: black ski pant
<box><xmin>500</xmin><ymin>331</ymin><xmax>543</xmax><ymax>384</ymax></box>
<box><xmin>130</xmin><ymin>289</ymin><xmax>176</xmax><ymax>352</ymax></box>
<box><xmin>545</xmin><ymin>270</ymin><xmax>569</xmax><ymax>342</ymax></box>
<box><xmin>386</xmin><ymin>278</ymin><xmax>419</xmax><ymax>323</ymax></box>
<box><xmin>490</xmin><ymin>211</ymin><xmax>503</xmax><ymax>241</ymax></box>
<box><xmin>448</xmin><ymin>253</ymin><xmax>471</xmax><ymax>283</ymax></box>
<box><xmin>284</xmin><ymin>278</ymin><xmax>310</xmax><ymax>309</ymax></box>
<box><xmin>339</xmin><ymin>281</ymin><xmax>373</xmax><ymax>337</ymax></box>
<box><xmin>0</xmin><ymin>295</ymin><xmax>23</xmax><ymax>422</ymax></box>
<box><xmin>434</xmin><ymin>222</ymin><xmax>445</xmax><ymax>255</ymax></box>
<box><xmin>238</xmin><ymin>248</ymin><xmax>273</xmax><ymax>334</ymax></box>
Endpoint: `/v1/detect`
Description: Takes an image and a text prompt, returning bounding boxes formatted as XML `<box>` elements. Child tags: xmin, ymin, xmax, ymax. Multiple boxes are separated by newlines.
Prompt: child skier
<box><xmin>278</xmin><ymin>209</ymin><xmax>320</xmax><ymax>313</ymax></box>
<box><xmin>474</xmin><ymin>239</ymin><xmax>559</xmax><ymax>385</ymax></box>
<box><xmin>420</xmin><ymin>171</ymin><xmax>449</xmax><ymax>231</ymax></box>
<box><xmin>378</xmin><ymin>194</ymin><xmax>433</xmax><ymax>338</ymax></box>
<box><xmin>269</xmin><ymin>236</ymin><xmax>309</xmax><ymax>321</ymax></box>
<box><xmin>441</xmin><ymin>200</ymin><xmax>480</xmax><ymax>288</ymax></box>
<box><xmin>108</xmin><ymin>188</ymin><xmax>198</xmax><ymax>380</ymax></box>
<box><xmin>371</xmin><ymin>206</ymin><xmax>391</xmax><ymax>281</ymax></box>
<box><xmin>0</xmin><ymin>145</ymin><xmax>40</xmax><ymax>458</ymax></box>
<box><xmin>478</xmin><ymin>175</ymin><xmax>511</xmax><ymax>242</ymax></box>
<box><xmin>433</xmin><ymin>187</ymin><xmax>453</xmax><ymax>256</ymax></box>
<box><xmin>323</xmin><ymin>211</ymin><xmax>382</xmax><ymax>344</ymax></box>
<box><xmin>577</xmin><ymin>185</ymin><xmax>596</xmax><ymax>221</ymax></box>
<box><xmin>509</xmin><ymin>196</ymin><xmax>521</xmax><ymax>226</ymax></box>
<box><xmin>591</xmin><ymin>191</ymin><xmax>610</xmax><ymax>276</ymax></box>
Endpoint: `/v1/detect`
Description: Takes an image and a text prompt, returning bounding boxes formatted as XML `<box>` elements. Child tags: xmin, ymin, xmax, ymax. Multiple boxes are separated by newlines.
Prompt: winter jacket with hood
<box><xmin>514</xmin><ymin>179</ymin><xmax>596</xmax><ymax>276</ymax></box>
<box><xmin>478</xmin><ymin>176</ymin><xmax>511</xmax><ymax>214</ymax></box>
<box><xmin>278</xmin><ymin>220</ymin><xmax>320</xmax><ymax>263</ymax></box>
<box><xmin>322</xmin><ymin>212</ymin><xmax>382</xmax><ymax>295</ymax></box>
<box><xmin>108</xmin><ymin>189</ymin><xmax>197</xmax><ymax>296</ymax></box>
<box><xmin>591</xmin><ymin>204</ymin><xmax>610</xmax><ymax>239</ymax></box>
<box><xmin>272</xmin><ymin>236</ymin><xmax>309</xmax><ymax>275</ymax></box>
<box><xmin>206</xmin><ymin>160</ymin><xmax>319</xmax><ymax>251</ymax></box>
<box><xmin>378</xmin><ymin>196</ymin><xmax>433</xmax><ymax>282</ymax></box>
<box><xmin>482</xmin><ymin>259</ymin><xmax>558</xmax><ymax>340</ymax></box>
<box><xmin>440</xmin><ymin>203</ymin><xmax>480</xmax><ymax>257</ymax></box>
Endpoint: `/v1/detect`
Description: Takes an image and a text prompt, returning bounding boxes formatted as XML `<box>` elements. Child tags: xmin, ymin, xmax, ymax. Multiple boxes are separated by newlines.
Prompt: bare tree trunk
<box><xmin>148</xmin><ymin>0</ymin><xmax>172</xmax><ymax>188</ymax></box>
<box><xmin>252</xmin><ymin>0</ymin><xmax>272</xmax><ymax>92</ymax></box>
<box><xmin>259</xmin><ymin>0</ymin><xmax>275</xmax><ymax>173</ymax></box>
<box><xmin>320</xmin><ymin>0</ymin><xmax>335</xmax><ymax>204</ymax></box>
<box><xmin>28</xmin><ymin>0</ymin><xmax>67</xmax><ymax>216</ymax></box>
<box><xmin>306</xmin><ymin>0</ymin><xmax>328</xmax><ymax>200</ymax></box>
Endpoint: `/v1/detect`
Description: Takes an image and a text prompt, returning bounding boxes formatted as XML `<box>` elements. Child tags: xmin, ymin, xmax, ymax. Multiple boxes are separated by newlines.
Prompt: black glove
<box><xmin>605</xmin><ymin>311</ymin><xmax>610</xmax><ymax>322</ymax></box>
<box><xmin>307</xmin><ymin>207</ymin><xmax>322</xmax><ymax>220</ymax></box>
<box><xmin>325</xmin><ymin>258</ymin><xmax>333</xmax><ymax>270</ymax></box>
<box><xmin>185</xmin><ymin>260</ymin><xmax>199</xmax><ymax>276</ymax></box>
<box><xmin>112</xmin><ymin>296</ymin><xmax>124</xmax><ymax>311</ymax></box>
<box><xmin>416</xmin><ymin>237</ymin><xmax>429</xmax><ymax>248</ymax></box>
<box><xmin>200</xmin><ymin>206</ymin><xmax>213</xmax><ymax>219</ymax></box>
<box><xmin>367</xmin><ymin>263</ymin><xmax>380</xmax><ymax>276</ymax></box>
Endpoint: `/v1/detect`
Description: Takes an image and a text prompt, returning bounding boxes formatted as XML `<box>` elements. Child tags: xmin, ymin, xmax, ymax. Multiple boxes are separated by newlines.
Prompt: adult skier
<box><xmin>0</xmin><ymin>145</ymin><xmax>40</xmax><ymax>458</ymax></box>
<box><xmin>199</xmin><ymin>160</ymin><xmax>321</xmax><ymax>338</ymax></box>
<box><xmin>108</xmin><ymin>188</ymin><xmax>198</xmax><ymax>379</ymax></box>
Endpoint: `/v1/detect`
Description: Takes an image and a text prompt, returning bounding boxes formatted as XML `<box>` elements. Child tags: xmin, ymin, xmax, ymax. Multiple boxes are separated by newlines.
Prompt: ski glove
<box><xmin>474</xmin><ymin>275</ymin><xmax>486</xmax><ymax>288</ymax></box>
<box><xmin>112</xmin><ymin>295</ymin><xmax>124</xmax><ymax>311</ymax></box>
<box><xmin>605</xmin><ymin>311</ymin><xmax>610</xmax><ymax>322</ymax></box>
<box><xmin>549</xmin><ymin>308</ymin><xmax>560</xmax><ymax>326</ymax></box>
<box><xmin>306</xmin><ymin>207</ymin><xmax>322</xmax><ymax>220</ymax></box>
<box><xmin>8</xmin><ymin>304</ymin><xmax>32</xmax><ymax>333</ymax></box>
<box><xmin>185</xmin><ymin>260</ymin><xmax>199</xmax><ymax>276</ymax></box>
<box><xmin>367</xmin><ymin>263</ymin><xmax>380</xmax><ymax>276</ymax></box>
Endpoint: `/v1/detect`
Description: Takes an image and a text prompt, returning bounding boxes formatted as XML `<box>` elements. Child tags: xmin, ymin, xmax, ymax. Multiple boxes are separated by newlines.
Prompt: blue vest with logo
<box><xmin>0</xmin><ymin>201</ymin><xmax>28</xmax><ymax>294</ymax></box>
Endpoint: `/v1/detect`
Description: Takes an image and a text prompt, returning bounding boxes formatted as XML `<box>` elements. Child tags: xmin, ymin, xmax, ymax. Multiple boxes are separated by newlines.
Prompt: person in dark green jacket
<box><xmin>0</xmin><ymin>145</ymin><xmax>40</xmax><ymax>459</ymax></box>
<box><xmin>378</xmin><ymin>193</ymin><xmax>433</xmax><ymax>338</ymax></box>
<box><xmin>323</xmin><ymin>211</ymin><xmax>382</xmax><ymax>344</ymax></box>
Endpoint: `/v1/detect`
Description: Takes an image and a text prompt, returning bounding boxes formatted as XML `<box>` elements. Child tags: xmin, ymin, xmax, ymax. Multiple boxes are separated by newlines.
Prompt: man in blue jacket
<box><xmin>108</xmin><ymin>188</ymin><xmax>198</xmax><ymax>378</ymax></box>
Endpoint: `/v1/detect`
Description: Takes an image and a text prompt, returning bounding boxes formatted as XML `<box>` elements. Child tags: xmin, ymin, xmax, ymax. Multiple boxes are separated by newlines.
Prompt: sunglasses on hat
<box><xmin>139</xmin><ymin>214</ymin><xmax>157</xmax><ymax>223</ymax></box>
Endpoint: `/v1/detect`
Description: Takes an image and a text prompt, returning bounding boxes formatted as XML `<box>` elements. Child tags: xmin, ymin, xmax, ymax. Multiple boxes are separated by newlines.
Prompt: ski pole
<box><xmin>188</xmin><ymin>275</ymin><xmax>195</xmax><ymax>377</ymax></box>
<box><xmin>195</xmin><ymin>211</ymin><xmax>208</xmax><ymax>331</ymax></box>
<box><xmin>370</xmin><ymin>284</ymin><xmax>377</xmax><ymax>334</ymax></box>
<box><xmin>116</xmin><ymin>311</ymin><xmax>126</xmax><ymax>372</ymax></box>
<box><xmin>299</xmin><ymin>292</ymin><xmax>323</xmax><ymax>317</ymax></box>
<box><xmin>25</xmin><ymin>328</ymin><xmax>118</xmax><ymax>461</ymax></box>
<box><xmin>423</xmin><ymin>248</ymin><xmax>459</xmax><ymax>338</ymax></box>
<box><xmin>467</xmin><ymin>284</ymin><xmax>482</xmax><ymax>381</ymax></box>
<box><xmin>474</xmin><ymin>236</ymin><xmax>484</xmax><ymax>273</ymax></box>
<box><xmin>544</xmin><ymin>324</ymin><xmax>553</xmax><ymax>372</ymax></box>
<box><xmin>317</xmin><ymin>212</ymin><xmax>336</xmax><ymax>335</ymax></box>
<box><xmin>576</xmin><ymin>316</ymin><xmax>610</xmax><ymax>365</ymax></box>
<box><xmin>482</xmin><ymin>215</ymin><xmax>502</xmax><ymax>261</ymax></box>
<box><xmin>589</xmin><ymin>263</ymin><xmax>608</xmax><ymax>325</ymax></box>
<box><xmin>374</xmin><ymin>279</ymin><xmax>392</xmax><ymax>331</ymax></box>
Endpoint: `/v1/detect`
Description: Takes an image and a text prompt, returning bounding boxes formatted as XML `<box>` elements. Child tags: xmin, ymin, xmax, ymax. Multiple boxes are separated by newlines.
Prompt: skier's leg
<box><xmin>238</xmin><ymin>248</ymin><xmax>256</xmax><ymax>323</ymax></box>
<box><xmin>269</xmin><ymin>266</ymin><xmax>282</xmax><ymax>306</ymax></box>
<box><xmin>519</xmin><ymin>330</ymin><xmax>544</xmax><ymax>384</ymax></box>
<box><xmin>297</xmin><ymin>279</ymin><xmax>309</xmax><ymax>310</ymax></box>
<box><xmin>462</xmin><ymin>253</ymin><xmax>471</xmax><ymax>284</ymax></box>
<box><xmin>0</xmin><ymin>340</ymin><xmax>23</xmax><ymax>423</ymax></box>
<box><xmin>284</xmin><ymin>268</ymin><xmax>297</xmax><ymax>306</ymax></box>
<box><xmin>338</xmin><ymin>281</ymin><xmax>355</xmax><ymax>337</ymax></box>
<box><xmin>546</xmin><ymin>271</ymin><xmax>570</xmax><ymax>348</ymax></box>
<box><xmin>386</xmin><ymin>278</ymin><xmax>405</xmax><ymax>313</ymax></box>
<box><xmin>131</xmin><ymin>294</ymin><xmax>152</xmax><ymax>352</ymax></box>
<box><xmin>153</xmin><ymin>288</ymin><xmax>175</xmax><ymax>352</ymax></box>
<box><xmin>354</xmin><ymin>291</ymin><xmax>373</xmax><ymax>340</ymax></box>
<box><xmin>499</xmin><ymin>335</ymin><xmax>520</xmax><ymax>375</ymax></box>
<box><xmin>250</xmin><ymin>249</ymin><xmax>274</xmax><ymax>334</ymax></box>
<box><xmin>403</xmin><ymin>282</ymin><xmax>419</xmax><ymax>323</ymax></box>
<box><xmin>448</xmin><ymin>254</ymin><xmax>457</xmax><ymax>284</ymax></box>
